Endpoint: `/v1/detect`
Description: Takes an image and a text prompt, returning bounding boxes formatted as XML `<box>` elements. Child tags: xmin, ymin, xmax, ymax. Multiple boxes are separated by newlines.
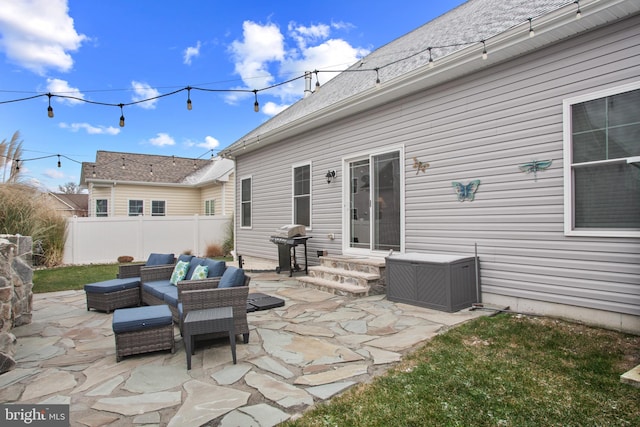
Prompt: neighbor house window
<box><xmin>151</xmin><ymin>200</ymin><xmax>166</xmax><ymax>216</ymax></box>
<box><xmin>96</xmin><ymin>199</ymin><xmax>108</xmax><ymax>217</ymax></box>
<box><xmin>128</xmin><ymin>200</ymin><xmax>144</xmax><ymax>216</ymax></box>
<box><xmin>293</xmin><ymin>164</ymin><xmax>311</xmax><ymax>227</ymax></box>
<box><xmin>205</xmin><ymin>199</ymin><xmax>215</xmax><ymax>216</ymax></box>
<box><xmin>241</xmin><ymin>177</ymin><xmax>252</xmax><ymax>227</ymax></box>
<box><xmin>564</xmin><ymin>82</ymin><xmax>640</xmax><ymax>236</ymax></box>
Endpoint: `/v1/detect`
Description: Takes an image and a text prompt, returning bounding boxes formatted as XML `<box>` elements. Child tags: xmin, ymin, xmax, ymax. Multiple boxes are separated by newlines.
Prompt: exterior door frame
<box><xmin>341</xmin><ymin>145</ymin><xmax>405</xmax><ymax>257</ymax></box>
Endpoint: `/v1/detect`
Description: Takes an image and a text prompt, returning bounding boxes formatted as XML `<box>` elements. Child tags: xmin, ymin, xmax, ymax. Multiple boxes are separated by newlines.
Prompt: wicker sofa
<box><xmin>139</xmin><ymin>256</ymin><xmax>251</xmax><ymax>344</ymax></box>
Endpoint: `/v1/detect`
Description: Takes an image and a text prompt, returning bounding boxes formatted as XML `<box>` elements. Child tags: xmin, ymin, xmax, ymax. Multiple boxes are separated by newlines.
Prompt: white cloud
<box><xmin>199</xmin><ymin>136</ymin><xmax>220</xmax><ymax>150</ymax></box>
<box><xmin>183</xmin><ymin>41</ymin><xmax>201</xmax><ymax>65</ymax></box>
<box><xmin>43</xmin><ymin>168</ymin><xmax>65</xmax><ymax>179</ymax></box>
<box><xmin>227</xmin><ymin>20</ymin><xmax>369</xmax><ymax>116</ymax></box>
<box><xmin>59</xmin><ymin>122</ymin><xmax>120</xmax><ymax>135</ymax></box>
<box><xmin>0</xmin><ymin>0</ymin><xmax>87</xmax><ymax>74</ymax></box>
<box><xmin>228</xmin><ymin>21</ymin><xmax>285</xmax><ymax>90</ymax></box>
<box><xmin>148</xmin><ymin>132</ymin><xmax>175</xmax><ymax>147</ymax></box>
<box><xmin>131</xmin><ymin>81</ymin><xmax>160</xmax><ymax>109</ymax></box>
<box><xmin>46</xmin><ymin>78</ymin><xmax>85</xmax><ymax>105</ymax></box>
<box><xmin>262</xmin><ymin>101</ymin><xmax>289</xmax><ymax>116</ymax></box>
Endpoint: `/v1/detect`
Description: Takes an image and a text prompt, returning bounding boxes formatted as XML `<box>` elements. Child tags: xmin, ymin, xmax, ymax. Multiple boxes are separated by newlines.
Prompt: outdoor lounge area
<box><xmin>5</xmin><ymin>270</ymin><xmax>493</xmax><ymax>426</ymax></box>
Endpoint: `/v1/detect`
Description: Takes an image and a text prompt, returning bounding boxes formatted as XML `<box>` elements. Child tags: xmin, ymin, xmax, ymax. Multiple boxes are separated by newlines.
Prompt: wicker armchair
<box><xmin>178</xmin><ymin>275</ymin><xmax>251</xmax><ymax>344</ymax></box>
<box><xmin>117</xmin><ymin>263</ymin><xmax>145</xmax><ymax>279</ymax></box>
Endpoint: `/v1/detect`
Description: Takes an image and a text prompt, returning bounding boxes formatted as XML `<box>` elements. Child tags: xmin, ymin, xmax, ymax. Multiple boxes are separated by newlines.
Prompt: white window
<box><xmin>205</xmin><ymin>199</ymin><xmax>215</xmax><ymax>216</ymax></box>
<box><xmin>241</xmin><ymin>177</ymin><xmax>252</xmax><ymax>227</ymax></box>
<box><xmin>96</xmin><ymin>199</ymin><xmax>108</xmax><ymax>217</ymax></box>
<box><xmin>563</xmin><ymin>82</ymin><xmax>640</xmax><ymax>237</ymax></box>
<box><xmin>128</xmin><ymin>200</ymin><xmax>144</xmax><ymax>216</ymax></box>
<box><xmin>151</xmin><ymin>200</ymin><xmax>166</xmax><ymax>216</ymax></box>
<box><xmin>293</xmin><ymin>163</ymin><xmax>311</xmax><ymax>227</ymax></box>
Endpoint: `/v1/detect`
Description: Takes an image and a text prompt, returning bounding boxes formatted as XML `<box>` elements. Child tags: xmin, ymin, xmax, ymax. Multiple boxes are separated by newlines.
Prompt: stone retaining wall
<box><xmin>0</xmin><ymin>234</ymin><xmax>34</xmax><ymax>374</ymax></box>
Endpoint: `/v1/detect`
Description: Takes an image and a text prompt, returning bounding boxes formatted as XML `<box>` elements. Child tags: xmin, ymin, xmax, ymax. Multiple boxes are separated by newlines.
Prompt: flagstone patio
<box><xmin>2</xmin><ymin>272</ymin><xmax>493</xmax><ymax>426</ymax></box>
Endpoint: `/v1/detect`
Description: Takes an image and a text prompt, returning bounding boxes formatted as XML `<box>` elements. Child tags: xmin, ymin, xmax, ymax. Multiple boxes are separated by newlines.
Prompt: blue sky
<box><xmin>0</xmin><ymin>0</ymin><xmax>466</xmax><ymax>191</ymax></box>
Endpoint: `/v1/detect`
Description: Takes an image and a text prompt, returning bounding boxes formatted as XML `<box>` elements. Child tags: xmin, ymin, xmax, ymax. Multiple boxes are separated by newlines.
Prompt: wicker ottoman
<box><xmin>85</xmin><ymin>278</ymin><xmax>141</xmax><ymax>313</ymax></box>
<box><xmin>112</xmin><ymin>305</ymin><xmax>175</xmax><ymax>362</ymax></box>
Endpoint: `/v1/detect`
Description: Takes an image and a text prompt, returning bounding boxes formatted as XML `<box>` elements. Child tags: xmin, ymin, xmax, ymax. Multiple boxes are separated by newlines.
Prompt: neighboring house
<box><xmin>220</xmin><ymin>0</ymin><xmax>640</xmax><ymax>332</ymax></box>
<box><xmin>80</xmin><ymin>151</ymin><xmax>234</xmax><ymax>217</ymax></box>
<box><xmin>47</xmin><ymin>193</ymin><xmax>88</xmax><ymax>217</ymax></box>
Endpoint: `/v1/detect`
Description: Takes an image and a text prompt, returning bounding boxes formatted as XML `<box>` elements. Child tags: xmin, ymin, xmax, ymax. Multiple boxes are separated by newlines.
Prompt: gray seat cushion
<box><xmin>112</xmin><ymin>305</ymin><xmax>173</xmax><ymax>333</ymax></box>
<box><xmin>84</xmin><ymin>278</ymin><xmax>140</xmax><ymax>294</ymax></box>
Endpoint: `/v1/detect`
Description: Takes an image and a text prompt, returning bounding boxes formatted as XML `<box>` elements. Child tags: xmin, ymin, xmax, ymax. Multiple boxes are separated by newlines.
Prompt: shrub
<box><xmin>0</xmin><ymin>183</ymin><xmax>67</xmax><ymax>267</ymax></box>
<box><xmin>204</xmin><ymin>243</ymin><xmax>225</xmax><ymax>258</ymax></box>
<box><xmin>222</xmin><ymin>218</ymin><xmax>234</xmax><ymax>256</ymax></box>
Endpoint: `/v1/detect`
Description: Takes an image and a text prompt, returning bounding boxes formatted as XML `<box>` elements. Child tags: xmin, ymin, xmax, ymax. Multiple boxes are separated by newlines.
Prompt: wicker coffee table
<box><xmin>183</xmin><ymin>306</ymin><xmax>236</xmax><ymax>370</ymax></box>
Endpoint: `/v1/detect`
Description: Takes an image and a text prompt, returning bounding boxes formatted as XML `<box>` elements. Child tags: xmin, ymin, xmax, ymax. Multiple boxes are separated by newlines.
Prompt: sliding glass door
<box><xmin>348</xmin><ymin>150</ymin><xmax>401</xmax><ymax>252</ymax></box>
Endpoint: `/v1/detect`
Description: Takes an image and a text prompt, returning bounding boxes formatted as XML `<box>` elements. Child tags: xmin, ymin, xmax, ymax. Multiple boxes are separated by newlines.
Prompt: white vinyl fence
<box><xmin>64</xmin><ymin>215</ymin><xmax>232</xmax><ymax>265</ymax></box>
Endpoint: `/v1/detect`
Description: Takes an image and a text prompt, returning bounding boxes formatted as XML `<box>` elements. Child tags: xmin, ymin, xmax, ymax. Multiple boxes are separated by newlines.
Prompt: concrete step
<box><xmin>309</xmin><ymin>265</ymin><xmax>380</xmax><ymax>289</ymax></box>
<box><xmin>296</xmin><ymin>276</ymin><xmax>369</xmax><ymax>297</ymax></box>
<box><xmin>319</xmin><ymin>255</ymin><xmax>386</xmax><ymax>275</ymax></box>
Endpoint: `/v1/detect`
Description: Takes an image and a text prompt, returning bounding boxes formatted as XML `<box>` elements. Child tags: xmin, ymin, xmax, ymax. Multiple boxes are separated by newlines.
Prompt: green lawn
<box><xmin>285</xmin><ymin>314</ymin><xmax>640</xmax><ymax>427</ymax></box>
<box><xmin>33</xmin><ymin>263</ymin><xmax>120</xmax><ymax>293</ymax></box>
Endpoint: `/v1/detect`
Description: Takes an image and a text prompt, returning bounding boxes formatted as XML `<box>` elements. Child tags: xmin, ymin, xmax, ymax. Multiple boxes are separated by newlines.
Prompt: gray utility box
<box><xmin>386</xmin><ymin>253</ymin><xmax>479</xmax><ymax>312</ymax></box>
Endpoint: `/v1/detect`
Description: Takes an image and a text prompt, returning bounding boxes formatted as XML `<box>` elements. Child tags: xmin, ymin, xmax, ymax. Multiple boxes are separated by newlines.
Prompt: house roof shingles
<box><xmin>223</xmin><ymin>0</ymin><xmax>618</xmax><ymax>152</ymax></box>
<box><xmin>81</xmin><ymin>151</ymin><xmax>212</xmax><ymax>185</ymax></box>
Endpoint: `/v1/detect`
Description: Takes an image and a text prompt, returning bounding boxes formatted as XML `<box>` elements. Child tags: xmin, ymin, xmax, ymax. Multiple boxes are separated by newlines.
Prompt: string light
<box><xmin>375</xmin><ymin>68</ymin><xmax>380</xmax><ymax>87</ymax></box>
<box><xmin>57</xmin><ymin>154</ymin><xmax>61</xmax><ymax>168</ymax></box>
<box><xmin>118</xmin><ymin>104</ymin><xmax>125</xmax><ymax>127</ymax></box>
<box><xmin>149</xmin><ymin>164</ymin><xmax>153</xmax><ymax>176</ymax></box>
<box><xmin>253</xmin><ymin>90</ymin><xmax>259</xmax><ymax>112</ymax></box>
<box><xmin>0</xmin><ymin>4</ymin><xmax>582</xmax><ymax>127</ymax></box>
<box><xmin>92</xmin><ymin>165</ymin><xmax>96</xmax><ymax>177</ymax></box>
<box><xmin>47</xmin><ymin>93</ymin><xmax>54</xmax><ymax>118</ymax></box>
<box><xmin>172</xmin><ymin>155</ymin><xmax>176</xmax><ymax>166</ymax></box>
<box><xmin>314</xmin><ymin>70</ymin><xmax>321</xmax><ymax>92</ymax></box>
<box><xmin>121</xmin><ymin>157</ymin><xmax>126</xmax><ymax>169</ymax></box>
<box><xmin>14</xmin><ymin>159</ymin><xmax>20</xmax><ymax>171</ymax></box>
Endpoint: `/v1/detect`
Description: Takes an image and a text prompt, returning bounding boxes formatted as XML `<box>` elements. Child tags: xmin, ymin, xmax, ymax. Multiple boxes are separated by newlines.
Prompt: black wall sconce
<box><xmin>325</xmin><ymin>170</ymin><xmax>336</xmax><ymax>184</ymax></box>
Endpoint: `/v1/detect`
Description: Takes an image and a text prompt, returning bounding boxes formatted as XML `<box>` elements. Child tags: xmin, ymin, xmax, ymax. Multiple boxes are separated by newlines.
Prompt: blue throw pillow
<box><xmin>146</xmin><ymin>253</ymin><xmax>175</xmax><ymax>266</ymax></box>
<box><xmin>201</xmin><ymin>258</ymin><xmax>226</xmax><ymax>278</ymax></box>
<box><xmin>218</xmin><ymin>267</ymin><xmax>245</xmax><ymax>288</ymax></box>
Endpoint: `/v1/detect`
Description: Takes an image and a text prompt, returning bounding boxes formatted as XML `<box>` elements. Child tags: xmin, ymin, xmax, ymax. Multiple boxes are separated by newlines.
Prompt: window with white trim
<box><xmin>151</xmin><ymin>200</ymin><xmax>166</xmax><ymax>216</ymax></box>
<box><xmin>293</xmin><ymin>164</ymin><xmax>311</xmax><ymax>227</ymax></box>
<box><xmin>241</xmin><ymin>177</ymin><xmax>251</xmax><ymax>227</ymax></box>
<box><xmin>205</xmin><ymin>199</ymin><xmax>215</xmax><ymax>216</ymax></box>
<box><xmin>128</xmin><ymin>200</ymin><xmax>144</xmax><ymax>216</ymax></box>
<box><xmin>564</xmin><ymin>83</ymin><xmax>640</xmax><ymax>236</ymax></box>
<box><xmin>96</xmin><ymin>199</ymin><xmax>108</xmax><ymax>217</ymax></box>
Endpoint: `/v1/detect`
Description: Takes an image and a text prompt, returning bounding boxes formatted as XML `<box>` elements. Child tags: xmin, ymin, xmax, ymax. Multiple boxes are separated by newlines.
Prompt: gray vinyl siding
<box><xmin>235</xmin><ymin>14</ymin><xmax>640</xmax><ymax>316</ymax></box>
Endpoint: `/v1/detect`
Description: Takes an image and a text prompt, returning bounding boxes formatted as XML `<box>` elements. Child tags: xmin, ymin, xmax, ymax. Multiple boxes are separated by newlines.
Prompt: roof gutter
<box><xmin>221</xmin><ymin>0</ymin><xmax>638</xmax><ymax>158</ymax></box>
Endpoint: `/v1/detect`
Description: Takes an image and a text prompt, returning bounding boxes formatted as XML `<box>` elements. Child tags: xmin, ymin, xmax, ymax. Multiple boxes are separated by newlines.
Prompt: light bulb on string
<box><xmin>172</xmin><ymin>155</ymin><xmax>176</xmax><ymax>166</ymax></box>
<box><xmin>92</xmin><ymin>165</ymin><xmax>96</xmax><ymax>177</ymax></box>
<box><xmin>57</xmin><ymin>154</ymin><xmax>61</xmax><ymax>168</ymax></box>
<box><xmin>575</xmin><ymin>0</ymin><xmax>582</xmax><ymax>19</ymax></box>
<box><xmin>119</xmin><ymin>104</ymin><xmax>125</xmax><ymax>127</ymax></box>
<box><xmin>253</xmin><ymin>90</ymin><xmax>259</xmax><ymax>112</ymax></box>
<box><xmin>314</xmin><ymin>70</ymin><xmax>321</xmax><ymax>92</ymax></box>
<box><xmin>149</xmin><ymin>164</ymin><xmax>153</xmax><ymax>176</ymax></box>
<box><xmin>186</xmin><ymin>86</ymin><xmax>192</xmax><ymax>110</ymax></box>
<box><xmin>375</xmin><ymin>68</ymin><xmax>381</xmax><ymax>88</ymax></box>
<box><xmin>121</xmin><ymin>157</ymin><xmax>126</xmax><ymax>169</ymax></box>
<box><xmin>15</xmin><ymin>159</ymin><xmax>20</xmax><ymax>172</ymax></box>
<box><xmin>528</xmin><ymin>18</ymin><xmax>535</xmax><ymax>37</ymax></box>
<box><xmin>481</xmin><ymin>40</ymin><xmax>488</xmax><ymax>60</ymax></box>
<box><xmin>47</xmin><ymin>93</ymin><xmax>54</xmax><ymax>118</ymax></box>
<box><xmin>428</xmin><ymin>47</ymin><xmax>434</xmax><ymax>68</ymax></box>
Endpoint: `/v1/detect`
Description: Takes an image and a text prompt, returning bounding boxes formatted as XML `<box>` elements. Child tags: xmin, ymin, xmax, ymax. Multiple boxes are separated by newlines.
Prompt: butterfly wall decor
<box><xmin>519</xmin><ymin>159</ymin><xmax>552</xmax><ymax>181</ymax></box>
<box><xmin>452</xmin><ymin>180</ymin><xmax>480</xmax><ymax>202</ymax></box>
<box><xmin>412</xmin><ymin>157</ymin><xmax>429</xmax><ymax>174</ymax></box>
